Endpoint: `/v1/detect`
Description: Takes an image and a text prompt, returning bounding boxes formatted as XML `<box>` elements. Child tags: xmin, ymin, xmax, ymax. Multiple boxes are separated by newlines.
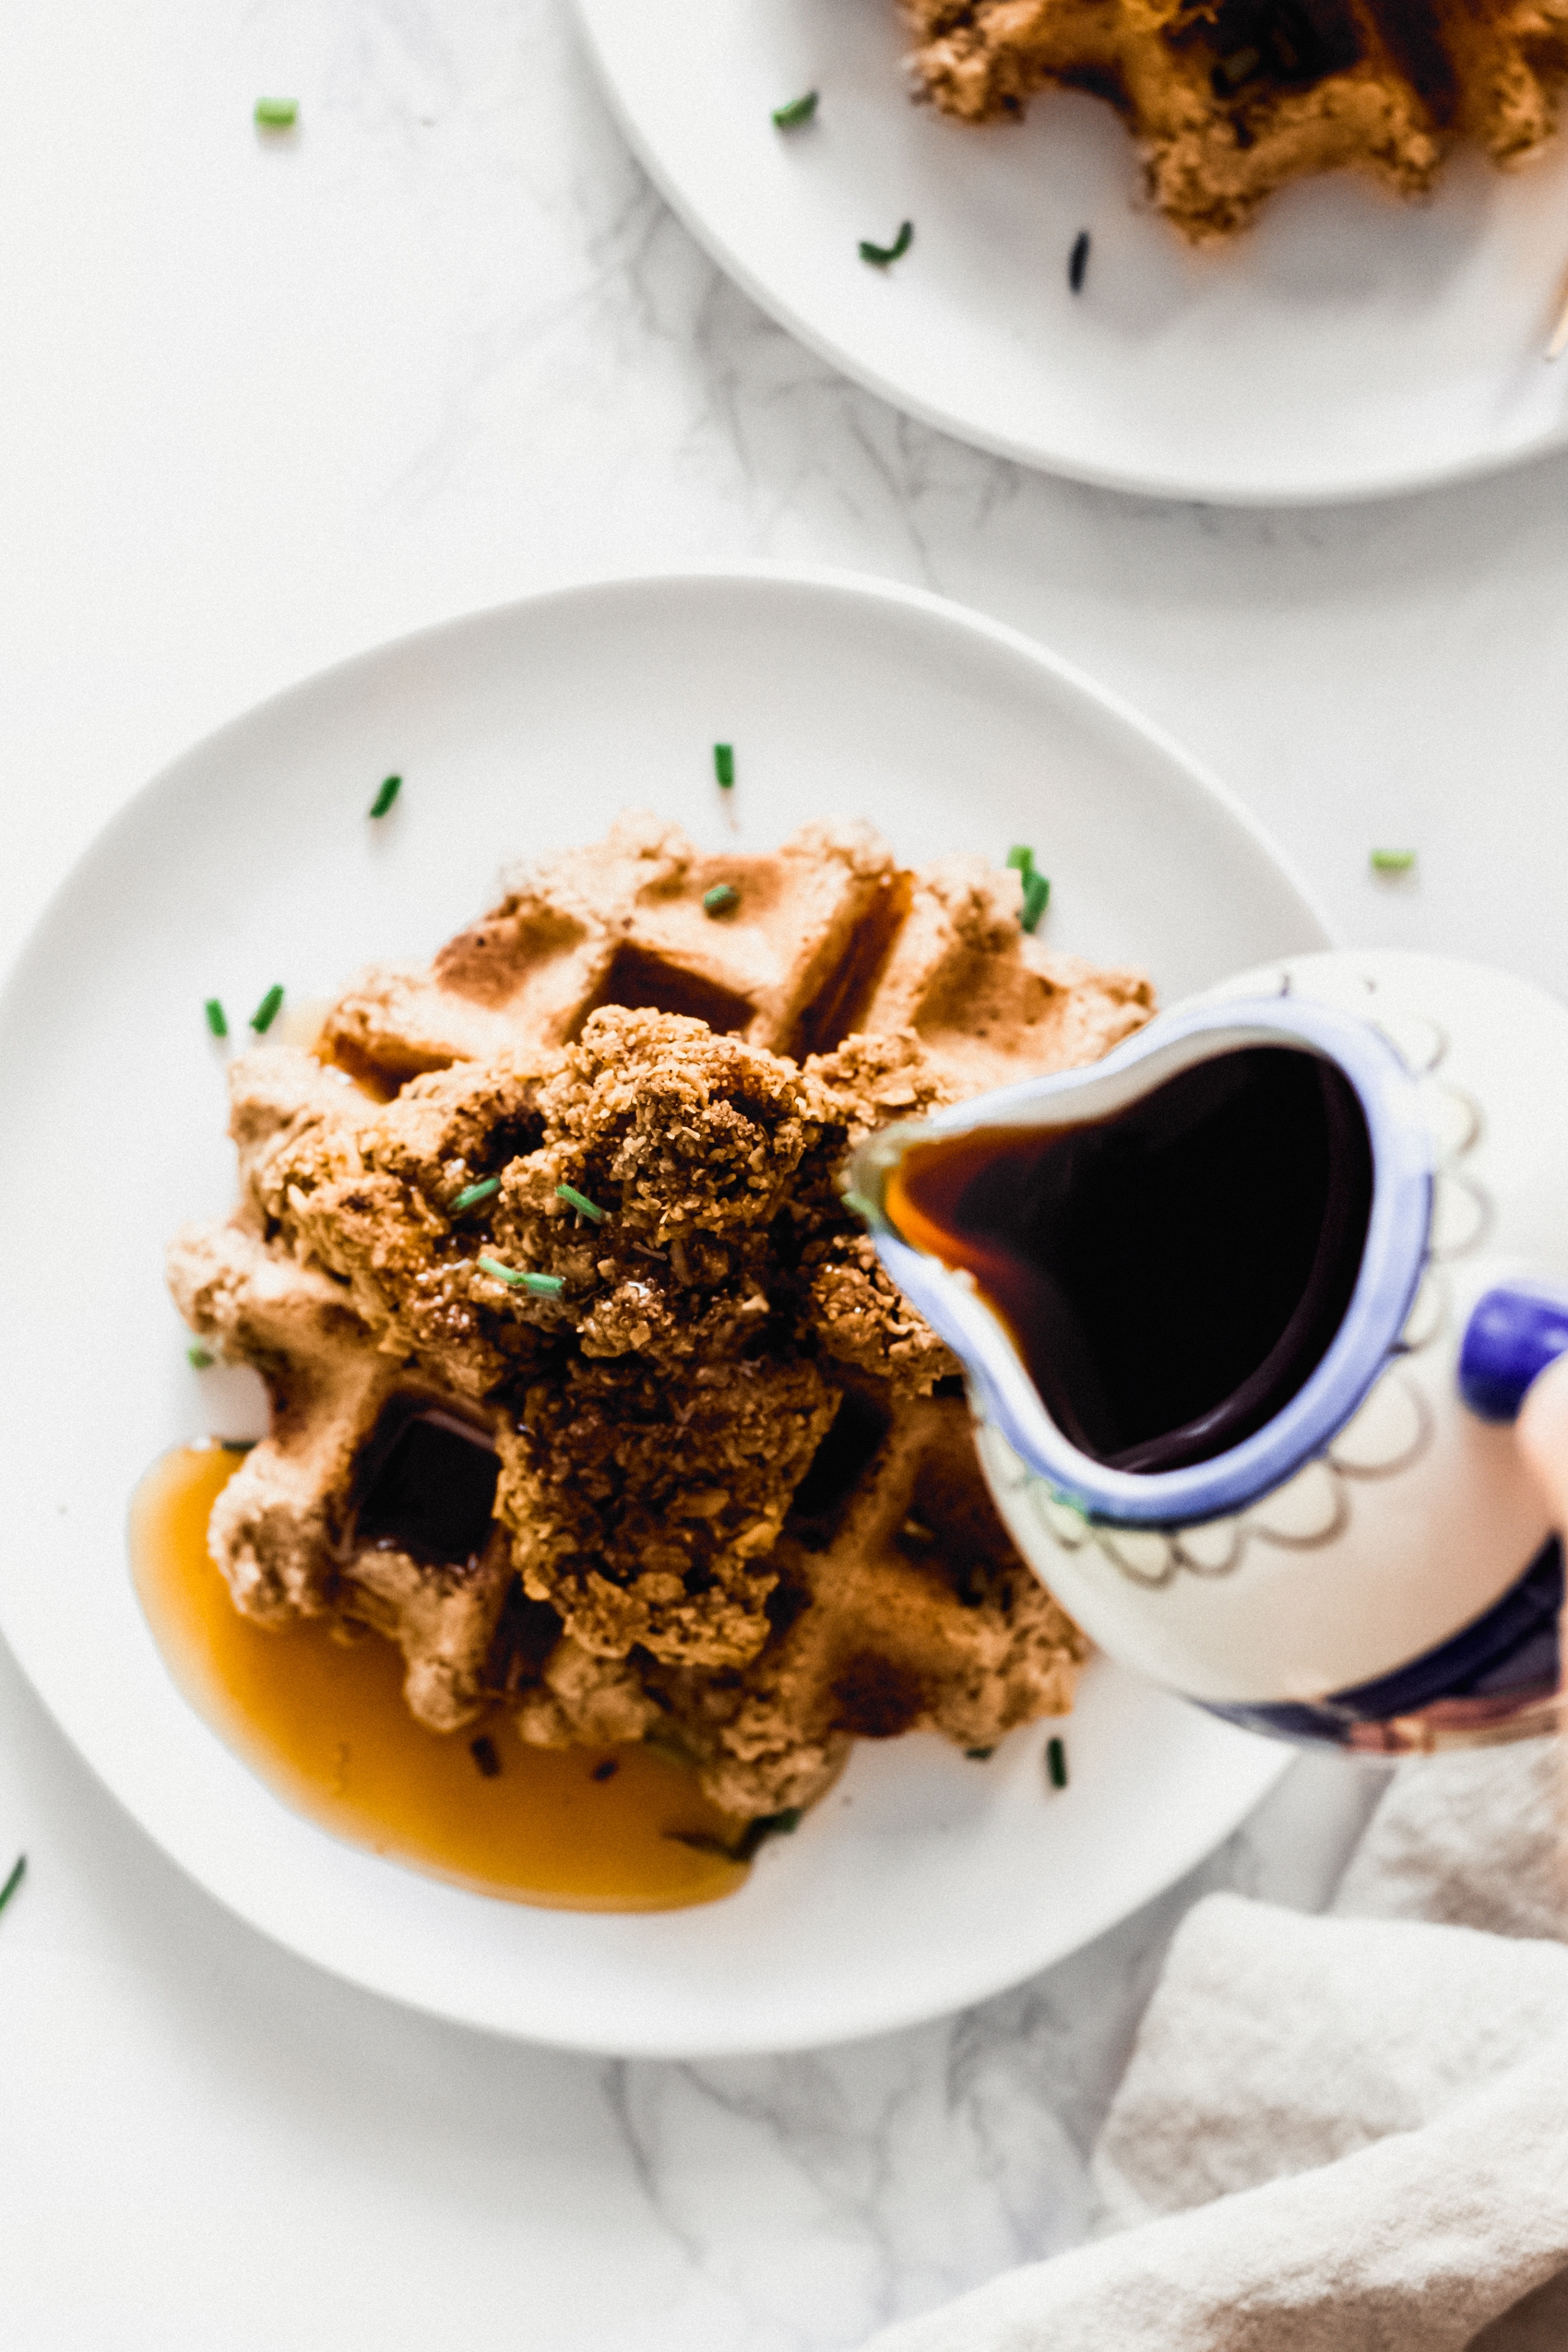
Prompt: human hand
<box><xmin>1515</xmin><ymin>1348</ymin><xmax>1568</xmax><ymax>1530</ymax></box>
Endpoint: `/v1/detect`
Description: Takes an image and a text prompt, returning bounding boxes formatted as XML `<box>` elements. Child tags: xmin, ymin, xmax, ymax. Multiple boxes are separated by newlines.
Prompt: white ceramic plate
<box><xmin>576</xmin><ymin>0</ymin><xmax>1568</xmax><ymax>504</ymax></box>
<box><xmin>0</xmin><ymin>569</ymin><xmax>1311</xmax><ymax>2055</ymax></box>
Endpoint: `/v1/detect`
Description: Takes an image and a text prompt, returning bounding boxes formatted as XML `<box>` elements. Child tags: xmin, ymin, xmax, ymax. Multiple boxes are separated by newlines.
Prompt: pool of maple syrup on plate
<box><xmin>130</xmin><ymin>1443</ymin><xmax>748</xmax><ymax>1911</ymax></box>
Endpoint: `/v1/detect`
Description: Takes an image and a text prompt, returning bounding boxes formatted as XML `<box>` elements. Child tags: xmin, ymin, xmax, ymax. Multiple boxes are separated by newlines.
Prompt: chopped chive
<box><xmin>861</xmin><ymin>220</ymin><xmax>914</xmax><ymax>268</ymax></box>
<box><xmin>665</xmin><ymin>1807</ymin><xmax>803</xmax><ymax>1862</ymax></box>
<box><xmin>732</xmin><ymin>1806</ymin><xmax>802</xmax><ymax>1860</ymax></box>
<box><xmin>1068</xmin><ymin>230</ymin><xmax>1090</xmax><ymax>293</ymax></box>
<box><xmin>590</xmin><ymin>1757</ymin><xmax>619</xmax><ymax>1782</ymax></box>
<box><xmin>254</xmin><ymin>96</ymin><xmax>299</xmax><ymax>129</ymax></box>
<box><xmin>451</xmin><ymin>1176</ymin><xmax>501</xmax><ymax>1215</ymax></box>
<box><xmin>1008</xmin><ymin>845</ymin><xmax>1051</xmax><ymax>929</ymax></box>
<box><xmin>218</xmin><ymin>1437</ymin><xmax>258</xmax><ymax>1453</ymax></box>
<box><xmin>703</xmin><ymin>883</ymin><xmax>741</xmax><ymax>919</ymax></box>
<box><xmin>1046</xmin><ymin>1735</ymin><xmax>1069</xmax><ymax>1790</ymax></box>
<box><xmin>369</xmin><ymin>773</ymin><xmax>402</xmax><ymax>819</ymax></box>
<box><xmin>469</xmin><ymin>1734</ymin><xmax>502</xmax><ymax>1778</ymax></box>
<box><xmin>714</xmin><ymin>742</ymin><xmax>735</xmax><ymax>789</ymax></box>
<box><xmin>772</xmin><ymin>90</ymin><xmax>819</xmax><ymax>128</ymax></box>
<box><xmin>0</xmin><ymin>1853</ymin><xmax>25</xmax><ymax>1918</ymax></box>
<box><xmin>556</xmin><ymin>1182</ymin><xmax>606</xmax><ymax>1222</ymax></box>
<box><xmin>249</xmin><ymin>983</ymin><xmax>285</xmax><ymax>1033</ymax></box>
<box><xmin>204</xmin><ymin>997</ymin><xmax>228</xmax><ymax>1039</ymax></box>
<box><xmin>964</xmin><ymin>1745</ymin><xmax>995</xmax><ymax>1761</ymax></box>
<box><xmin>478</xmin><ymin>1254</ymin><xmax>564</xmax><ymax>1297</ymax></box>
<box><xmin>186</xmin><ymin>1344</ymin><xmax>216</xmax><ymax>1371</ymax></box>
<box><xmin>1370</xmin><ymin>849</ymin><xmax>1417</xmax><ymax>874</ymax></box>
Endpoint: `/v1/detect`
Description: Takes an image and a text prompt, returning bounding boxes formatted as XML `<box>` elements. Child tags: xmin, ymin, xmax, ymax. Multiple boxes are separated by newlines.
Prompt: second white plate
<box><xmin>576</xmin><ymin>0</ymin><xmax>1568</xmax><ymax>504</ymax></box>
<box><xmin>0</xmin><ymin>568</ymin><xmax>1311</xmax><ymax>2053</ymax></box>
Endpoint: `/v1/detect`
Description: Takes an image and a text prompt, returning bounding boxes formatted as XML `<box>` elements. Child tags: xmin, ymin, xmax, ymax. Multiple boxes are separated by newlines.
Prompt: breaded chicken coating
<box><xmin>170</xmin><ymin>815</ymin><xmax>1149</xmax><ymax>1818</ymax></box>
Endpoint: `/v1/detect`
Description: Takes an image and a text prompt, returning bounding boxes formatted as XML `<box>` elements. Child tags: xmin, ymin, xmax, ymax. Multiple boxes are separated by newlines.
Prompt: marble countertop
<box><xmin>0</xmin><ymin>2</ymin><xmax>1560</xmax><ymax>2342</ymax></box>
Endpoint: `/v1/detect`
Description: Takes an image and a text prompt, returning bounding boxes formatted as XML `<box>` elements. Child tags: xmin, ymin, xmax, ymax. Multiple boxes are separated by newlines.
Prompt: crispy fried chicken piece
<box><xmin>498</xmin><ymin>1355</ymin><xmax>837</xmax><ymax>1668</ymax></box>
<box><xmin>170</xmin><ymin>816</ymin><xmax>1149</xmax><ymax>1812</ymax></box>
<box><xmin>243</xmin><ymin>1044</ymin><xmax>555</xmax><ymax>1399</ymax></box>
<box><xmin>242</xmin><ymin>1006</ymin><xmax>964</xmax><ymax>1669</ymax></box>
<box><xmin>488</xmin><ymin>1008</ymin><xmax>849</xmax><ymax>1368</ymax></box>
<box><xmin>257</xmin><ymin>1007</ymin><xmax>963</xmax><ymax>1394</ymax></box>
<box><xmin>517</xmin><ymin>1392</ymin><xmax>1088</xmax><ymax>1816</ymax></box>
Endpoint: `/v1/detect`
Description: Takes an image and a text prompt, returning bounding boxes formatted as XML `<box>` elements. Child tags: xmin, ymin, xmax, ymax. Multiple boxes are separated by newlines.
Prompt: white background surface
<box><xmin>0</xmin><ymin>0</ymin><xmax>1558</xmax><ymax>2342</ymax></box>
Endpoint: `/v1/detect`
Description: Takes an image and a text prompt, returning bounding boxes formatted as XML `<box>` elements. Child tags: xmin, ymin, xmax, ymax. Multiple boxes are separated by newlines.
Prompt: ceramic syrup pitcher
<box><xmin>849</xmin><ymin>951</ymin><xmax>1568</xmax><ymax>1753</ymax></box>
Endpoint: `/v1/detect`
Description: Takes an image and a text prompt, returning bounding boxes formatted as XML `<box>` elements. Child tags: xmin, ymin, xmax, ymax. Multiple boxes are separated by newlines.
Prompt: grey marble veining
<box><xmin>0</xmin><ymin>1617</ymin><xmax>1383</xmax><ymax>2350</ymax></box>
<box><xmin>599</xmin><ymin>1753</ymin><xmax>1383</xmax><ymax>2348</ymax></box>
<box><xmin>11</xmin><ymin>0</ymin><xmax>1568</xmax><ymax>998</ymax></box>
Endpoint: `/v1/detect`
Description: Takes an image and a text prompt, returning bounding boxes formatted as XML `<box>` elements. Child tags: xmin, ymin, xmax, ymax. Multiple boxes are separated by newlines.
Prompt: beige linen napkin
<box><xmin>864</xmin><ymin>1740</ymin><xmax>1568</xmax><ymax>2352</ymax></box>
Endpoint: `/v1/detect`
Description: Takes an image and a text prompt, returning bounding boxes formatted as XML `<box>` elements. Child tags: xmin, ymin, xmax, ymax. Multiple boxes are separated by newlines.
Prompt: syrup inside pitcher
<box><xmin>885</xmin><ymin>1045</ymin><xmax>1373</xmax><ymax>1473</ymax></box>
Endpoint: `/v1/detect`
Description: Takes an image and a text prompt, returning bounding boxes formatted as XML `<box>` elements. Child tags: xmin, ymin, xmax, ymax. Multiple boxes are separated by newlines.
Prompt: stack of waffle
<box><xmin>169</xmin><ymin>814</ymin><xmax>1153</xmax><ymax>1819</ymax></box>
<box><xmin>901</xmin><ymin>0</ymin><xmax>1568</xmax><ymax>240</ymax></box>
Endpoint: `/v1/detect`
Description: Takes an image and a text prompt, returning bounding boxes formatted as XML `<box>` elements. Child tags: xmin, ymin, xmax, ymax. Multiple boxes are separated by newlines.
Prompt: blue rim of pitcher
<box><xmin>852</xmin><ymin>993</ymin><xmax>1435</xmax><ymax>1530</ymax></box>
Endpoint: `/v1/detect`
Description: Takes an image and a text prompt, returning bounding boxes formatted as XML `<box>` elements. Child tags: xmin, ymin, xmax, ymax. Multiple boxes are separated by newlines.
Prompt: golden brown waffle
<box><xmin>902</xmin><ymin>0</ymin><xmax>1568</xmax><ymax>241</ymax></box>
<box><xmin>323</xmin><ymin>810</ymin><xmax>1149</xmax><ymax>1097</ymax></box>
<box><xmin>633</xmin><ymin>1386</ymin><xmax>1087</xmax><ymax>1814</ymax></box>
<box><xmin>169</xmin><ymin>814</ymin><xmax>1146</xmax><ymax>1816</ymax></box>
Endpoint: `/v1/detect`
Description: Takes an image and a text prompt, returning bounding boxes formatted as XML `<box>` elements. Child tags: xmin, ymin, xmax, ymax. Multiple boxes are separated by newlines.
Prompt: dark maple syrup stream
<box><xmin>131</xmin><ymin>1445</ymin><xmax>748</xmax><ymax>1910</ymax></box>
<box><xmin>885</xmin><ymin>1045</ymin><xmax>1374</xmax><ymax>1474</ymax></box>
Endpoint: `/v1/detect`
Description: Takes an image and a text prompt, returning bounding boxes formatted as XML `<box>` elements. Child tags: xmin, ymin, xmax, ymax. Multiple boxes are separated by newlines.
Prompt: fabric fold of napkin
<box><xmin>865</xmin><ymin>1740</ymin><xmax>1568</xmax><ymax>2352</ymax></box>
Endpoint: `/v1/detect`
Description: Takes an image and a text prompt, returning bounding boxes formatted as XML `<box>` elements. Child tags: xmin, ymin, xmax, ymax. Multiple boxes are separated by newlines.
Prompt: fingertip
<box><xmin>1515</xmin><ymin>1349</ymin><xmax>1568</xmax><ymax>1523</ymax></box>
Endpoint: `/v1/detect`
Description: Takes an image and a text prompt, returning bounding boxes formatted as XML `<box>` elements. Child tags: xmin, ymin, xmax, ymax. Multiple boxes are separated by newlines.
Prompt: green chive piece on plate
<box><xmin>186</xmin><ymin>1345</ymin><xmax>216</xmax><ymax>1371</ymax></box>
<box><xmin>556</xmin><ymin>1182</ymin><xmax>606</xmax><ymax>1222</ymax></box>
<box><xmin>1020</xmin><ymin>869</ymin><xmax>1051</xmax><ymax>932</ymax></box>
<box><xmin>860</xmin><ymin>220</ymin><xmax>913</xmax><ymax>267</ymax></box>
<box><xmin>369</xmin><ymin>773</ymin><xmax>402</xmax><ymax>818</ymax></box>
<box><xmin>249</xmin><ymin>983</ymin><xmax>285</xmax><ymax>1033</ymax></box>
<box><xmin>772</xmin><ymin>90</ymin><xmax>818</xmax><ymax>128</ymax></box>
<box><xmin>451</xmin><ymin>1176</ymin><xmax>500</xmax><ymax>1215</ymax></box>
<box><xmin>714</xmin><ymin>742</ymin><xmax>735</xmax><ymax>789</ymax></box>
<box><xmin>254</xmin><ymin>96</ymin><xmax>299</xmax><ymax>129</ymax></box>
<box><xmin>1370</xmin><ymin>849</ymin><xmax>1417</xmax><ymax>874</ymax></box>
<box><xmin>1047</xmin><ymin>1735</ymin><xmax>1069</xmax><ymax>1790</ymax></box>
<box><xmin>204</xmin><ymin>997</ymin><xmax>228</xmax><ymax>1039</ymax></box>
<box><xmin>703</xmin><ymin>883</ymin><xmax>741</xmax><ymax>919</ymax></box>
<box><xmin>0</xmin><ymin>1853</ymin><xmax>25</xmax><ymax>1918</ymax></box>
